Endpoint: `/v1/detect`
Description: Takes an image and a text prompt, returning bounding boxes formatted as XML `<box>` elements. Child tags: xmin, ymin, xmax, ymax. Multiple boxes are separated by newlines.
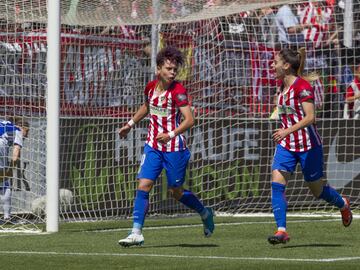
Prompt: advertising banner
<box><xmin>59</xmin><ymin>118</ymin><xmax>360</xmax><ymax>216</ymax></box>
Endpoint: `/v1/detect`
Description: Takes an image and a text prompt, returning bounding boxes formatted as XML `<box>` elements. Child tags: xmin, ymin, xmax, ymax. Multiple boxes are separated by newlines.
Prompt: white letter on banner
<box><xmin>63</xmin><ymin>45</ymin><xmax>75</xmax><ymax>103</ymax></box>
<box><xmin>190</xmin><ymin>127</ymin><xmax>207</xmax><ymax>160</ymax></box>
<box><xmin>243</xmin><ymin>128</ymin><xmax>259</xmax><ymax>160</ymax></box>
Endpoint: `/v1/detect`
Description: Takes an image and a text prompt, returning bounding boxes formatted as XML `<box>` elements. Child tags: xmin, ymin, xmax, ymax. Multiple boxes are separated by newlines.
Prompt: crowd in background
<box><xmin>102</xmin><ymin>0</ymin><xmax>360</xmax><ymax>119</ymax></box>
<box><xmin>1</xmin><ymin>0</ymin><xmax>359</xmax><ymax>119</ymax></box>
<box><xmin>238</xmin><ymin>1</ymin><xmax>360</xmax><ymax>119</ymax></box>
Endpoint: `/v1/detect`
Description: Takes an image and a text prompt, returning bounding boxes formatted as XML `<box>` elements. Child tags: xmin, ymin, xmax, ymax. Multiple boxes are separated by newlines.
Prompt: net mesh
<box><xmin>1</xmin><ymin>0</ymin><xmax>302</xmax><ymax>25</ymax></box>
<box><xmin>0</xmin><ymin>0</ymin><xmax>359</xmax><ymax>229</ymax></box>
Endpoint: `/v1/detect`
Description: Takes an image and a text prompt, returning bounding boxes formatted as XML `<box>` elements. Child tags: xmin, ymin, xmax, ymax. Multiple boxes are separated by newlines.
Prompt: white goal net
<box><xmin>0</xmin><ymin>0</ymin><xmax>359</xmax><ymax>231</ymax></box>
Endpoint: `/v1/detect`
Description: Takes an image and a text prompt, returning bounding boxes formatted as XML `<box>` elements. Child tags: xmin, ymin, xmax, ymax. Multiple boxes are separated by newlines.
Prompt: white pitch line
<box><xmin>87</xmin><ymin>218</ymin><xmax>343</xmax><ymax>233</ymax></box>
<box><xmin>0</xmin><ymin>250</ymin><xmax>359</xmax><ymax>263</ymax></box>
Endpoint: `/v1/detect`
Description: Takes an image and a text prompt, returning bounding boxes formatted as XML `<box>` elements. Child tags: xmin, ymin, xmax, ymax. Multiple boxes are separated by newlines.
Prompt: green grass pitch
<box><xmin>0</xmin><ymin>216</ymin><xmax>359</xmax><ymax>270</ymax></box>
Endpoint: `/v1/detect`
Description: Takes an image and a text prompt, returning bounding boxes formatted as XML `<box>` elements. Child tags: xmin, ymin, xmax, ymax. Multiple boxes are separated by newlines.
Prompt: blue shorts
<box><xmin>272</xmin><ymin>144</ymin><xmax>324</xmax><ymax>182</ymax></box>
<box><xmin>137</xmin><ymin>144</ymin><xmax>191</xmax><ymax>188</ymax></box>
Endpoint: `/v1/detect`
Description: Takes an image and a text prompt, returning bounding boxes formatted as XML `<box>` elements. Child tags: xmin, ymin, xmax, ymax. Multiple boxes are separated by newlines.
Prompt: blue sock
<box><xmin>132</xmin><ymin>190</ymin><xmax>149</xmax><ymax>231</ymax></box>
<box><xmin>319</xmin><ymin>185</ymin><xmax>345</xmax><ymax>209</ymax></box>
<box><xmin>271</xmin><ymin>182</ymin><xmax>287</xmax><ymax>230</ymax></box>
<box><xmin>179</xmin><ymin>189</ymin><xmax>206</xmax><ymax>216</ymax></box>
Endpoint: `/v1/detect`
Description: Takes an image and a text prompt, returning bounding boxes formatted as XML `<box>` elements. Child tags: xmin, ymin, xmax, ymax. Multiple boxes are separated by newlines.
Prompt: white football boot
<box><xmin>118</xmin><ymin>233</ymin><xmax>145</xmax><ymax>247</ymax></box>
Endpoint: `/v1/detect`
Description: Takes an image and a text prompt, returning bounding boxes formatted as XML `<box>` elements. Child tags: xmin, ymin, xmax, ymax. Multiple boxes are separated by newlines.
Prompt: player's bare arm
<box><xmin>118</xmin><ymin>102</ymin><xmax>149</xmax><ymax>138</ymax></box>
<box><xmin>156</xmin><ymin>105</ymin><xmax>195</xmax><ymax>144</ymax></box>
<box><xmin>11</xmin><ymin>144</ymin><xmax>21</xmax><ymax>164</ymax></box>
<box><xmin>345</xmin><ymin>93</ymin><xmax>360</xmax><ymax>103</ymax></box>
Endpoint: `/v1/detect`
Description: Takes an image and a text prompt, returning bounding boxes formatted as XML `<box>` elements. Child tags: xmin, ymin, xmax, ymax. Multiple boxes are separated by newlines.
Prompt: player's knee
<box><xmin>310</xmin><ymin>188</ymin><xmax>323</xmax><ymax>198</ymax></box>
<box><xmin>169</xmin><ymin>187</ymin><xmax>183</xmax><ymax>201</ymax></box>
<box><xmin>307</xmin><ymin>179</ymin><xmax>326</xmax><ymax>198</ymax></box>
<box><xmin>137</xmin><ymin>180</ymin><xmax>153</xmax><ymax>192</ymax></box>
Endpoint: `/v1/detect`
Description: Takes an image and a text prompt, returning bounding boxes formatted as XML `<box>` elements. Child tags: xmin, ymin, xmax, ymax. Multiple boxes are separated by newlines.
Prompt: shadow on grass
<box><xmin>141</xmin><ymin>243</ymin><xmax>219</xmax><ymax>249</ymax></box>
<box><xmin>281</xmin><ymin>243</ymin><xmax>344</xmax><ymax>249</ymax></box>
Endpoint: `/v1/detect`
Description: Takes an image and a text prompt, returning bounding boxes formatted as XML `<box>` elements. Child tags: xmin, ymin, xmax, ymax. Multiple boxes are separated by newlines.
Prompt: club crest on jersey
<box><xmin>157</xmin><ymin>95</ymin><xmax>167</xmax><ymax>106</ymax></box>
<box><xmin>177</xmin><ymin>94</ymin><xmax>187</xmax><ymax>102</ymax></box>
<box><xmin>160</xmin><ymin>96</ymin><xmax>167</xmax><ymax>103</ymax></box>
<box><xmin>299</xmin><ymin>90</ymin><xmax>312</xmax><ymax>98</ymax></box>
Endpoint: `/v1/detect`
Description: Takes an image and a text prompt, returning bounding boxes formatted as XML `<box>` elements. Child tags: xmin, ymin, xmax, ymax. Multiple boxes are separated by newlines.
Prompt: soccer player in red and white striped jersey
<box><xmin>276</xmin><ymin>73</ymin><xmax>322</xmax><ymax>152</ymax></box>
<box><xmin>143</xmin><ymin>79</ymin><xmax>188</xmax><ymax>152</ymax></box>
<box><xmin>118</xmin><ymin>47</ymin><xmax>214</xmax><ymax>247</ymax></box>
<box><xmin>268</xmin><ymin>48</ymin><xmax>352</xmax><ymax>245</ymax></box>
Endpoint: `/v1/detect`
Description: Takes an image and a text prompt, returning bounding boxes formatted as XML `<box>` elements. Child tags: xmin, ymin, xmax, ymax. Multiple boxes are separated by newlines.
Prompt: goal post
<box><xmin>46</xmin><ymin>0</ymin><xmax>61</xmax><ymax>233</ymax></box>
<box><xmin>0</xmin><ymin>0</ymin><xmax>359</xmax><ymax>233</ymax></box>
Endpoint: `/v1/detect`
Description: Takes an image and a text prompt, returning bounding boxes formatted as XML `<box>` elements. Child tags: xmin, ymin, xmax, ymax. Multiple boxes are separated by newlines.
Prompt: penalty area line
<box><xmin>0</xmin><ymin>250</ymin><xmax>359</xmax><ymax>263</ymax></box>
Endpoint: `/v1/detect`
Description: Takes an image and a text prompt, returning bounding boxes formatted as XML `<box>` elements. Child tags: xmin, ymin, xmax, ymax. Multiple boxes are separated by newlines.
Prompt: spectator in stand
<box><xmin>258</xmin><ymin>6</ymin><xmax>278</xmax><ymax>49</ymax></box>
<box><xmin>344</xmin><ymin>64</ymin><xmax>360</xmax><ymax>119</ymax></box>
<box><xmin>275</xmin><ymin>4</ymin><xmax>309</xmax><ymax>48</ymax></box>
<box><xmin>203</xmin><ymin>0</ymin><xmax>222</xmax><ymax>8</ymax></box>
<box><xmin>97</xmin><ymin>0</ymin><xmax>138</xmax><ymax>38</ymax></box>
<box><xmin>297</xmin><ymin>1</ymin><xmax>341</xmax><ymax>118</ymax></box>
<box><xmin>297</xmin><ymin>0</ymin><xmax>338</xmax><ymax>50</ymax></box>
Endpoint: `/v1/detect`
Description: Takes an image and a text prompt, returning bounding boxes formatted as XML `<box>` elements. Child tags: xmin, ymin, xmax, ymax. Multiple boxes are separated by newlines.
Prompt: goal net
<box><xmin>0</xmin><ymin>0</ymin><xmax>359</xmax><ymax>231</ymax></box>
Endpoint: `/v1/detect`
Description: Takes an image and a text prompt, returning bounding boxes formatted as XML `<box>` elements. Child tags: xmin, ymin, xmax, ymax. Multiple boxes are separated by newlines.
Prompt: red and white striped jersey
<box><xmin>277</xmin><ymin>77</ymin><xmax>322</xmax><ymax>152</ymax></box>
<box><xmin>298</xmin><ymin>2</ymin><xmax>333</xmax><ymax>48</ymax></box>
<box><xmin>144</xmin><ymin>80</ymin><xmax>189</xmax><ymax>152</ymax></box>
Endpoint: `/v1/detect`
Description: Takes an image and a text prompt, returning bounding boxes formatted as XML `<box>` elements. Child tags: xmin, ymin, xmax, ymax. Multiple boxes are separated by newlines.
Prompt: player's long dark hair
<box><xmin>279</xmin><ymin>47</ymin><xmax>318</xmax><ymax>81</ymax></box>
<box><xmin>156</xmin><ymin>46</ymin><xmax>184</xmax><ymax>67</ymax></box>
<box><xmin>7</xmin><ymin>116</ymin><xmax>30</xmax><ymax>128</ymax></box>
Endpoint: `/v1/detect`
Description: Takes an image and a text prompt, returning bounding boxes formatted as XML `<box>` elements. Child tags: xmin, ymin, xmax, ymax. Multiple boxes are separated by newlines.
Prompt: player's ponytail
<box><xmin>297</xmin><ymin>47</ymin><xmax>306</xmax><ymax>76</ymax></box>
<box><xmin>297</xmin><ymin>47</ymin><xmax>319</xmax><ymax>82</ymax></box>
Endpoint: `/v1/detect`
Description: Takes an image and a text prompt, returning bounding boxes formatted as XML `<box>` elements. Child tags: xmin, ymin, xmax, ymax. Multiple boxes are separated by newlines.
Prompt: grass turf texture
<box><xmin>0</xmin><ymin>216</ymin><xmax>358</xmax><ymax>270</ymax></box>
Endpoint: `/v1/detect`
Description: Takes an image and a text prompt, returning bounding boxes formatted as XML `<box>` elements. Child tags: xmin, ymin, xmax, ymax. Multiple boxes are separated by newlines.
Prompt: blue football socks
<box><xmin>271</xmin><ymin>182</ymin><xmax>287</xmax><ymax>231</ymax></box>
<box><xmin>319</xmin><ymin>185</ymin><xmax>345</xmax><ymax>209</ymax></box>
<box><xmin>132</xmin><ymin>190</ymin><xmax>149</xmax><ymax>233</ymax></box>
<box><xmin>179</xmin><ymin>189</ymin><xmax>207</xmax><ymax>218</ymax></box>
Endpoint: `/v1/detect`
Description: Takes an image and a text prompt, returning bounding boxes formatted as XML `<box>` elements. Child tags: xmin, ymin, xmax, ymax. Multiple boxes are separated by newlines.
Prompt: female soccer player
<box><xmin>268</xmin><ymin>48</ymin><xmax>352</xmax><ymax>245</ymax></box>
<box><xmin>118</xmin><ymin>46</ymin><xmax>214</xmax><ymax>247</ymax></box>
<box><xmin>0</xmin><ymin>117</ymin><xmax>29</xmax><ymax>223</ymax></box>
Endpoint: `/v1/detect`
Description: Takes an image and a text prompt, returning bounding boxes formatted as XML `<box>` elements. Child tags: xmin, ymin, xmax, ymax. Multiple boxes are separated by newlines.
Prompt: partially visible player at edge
<box><xmin>268</xmin><ymin>47</ymin><xmax>352</xmax><ymax>245</ymax></box>
<box><xmin>0</xmin><ymin>116</ymin><xmax>30</xmax><ymax>223</ymax></box>
<box><xmin>118</xmin><ymin>46</ymin><xmax>214</xmax><ymax>247</ymax></box>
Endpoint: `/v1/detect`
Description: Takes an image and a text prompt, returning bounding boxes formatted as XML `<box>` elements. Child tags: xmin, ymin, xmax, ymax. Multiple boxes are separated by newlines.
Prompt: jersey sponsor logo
<box><xmin>176</xmin><ymin>94</ymin><xmax>187</xmax><ymax>102</ymax></box>
<box><xmin>150</xmin><ymin>105</ymin><xmax>168</xmax><ymax>117</ymax></box>
<box><xmin>327</xmin><ymin>134</ymin><xmax>360</xmax><ymax>188</ymax></box>
<box><xmin>277</xmin><ymin>105</ymin><xmax>296</xmax><ymax>115</ymax></box>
